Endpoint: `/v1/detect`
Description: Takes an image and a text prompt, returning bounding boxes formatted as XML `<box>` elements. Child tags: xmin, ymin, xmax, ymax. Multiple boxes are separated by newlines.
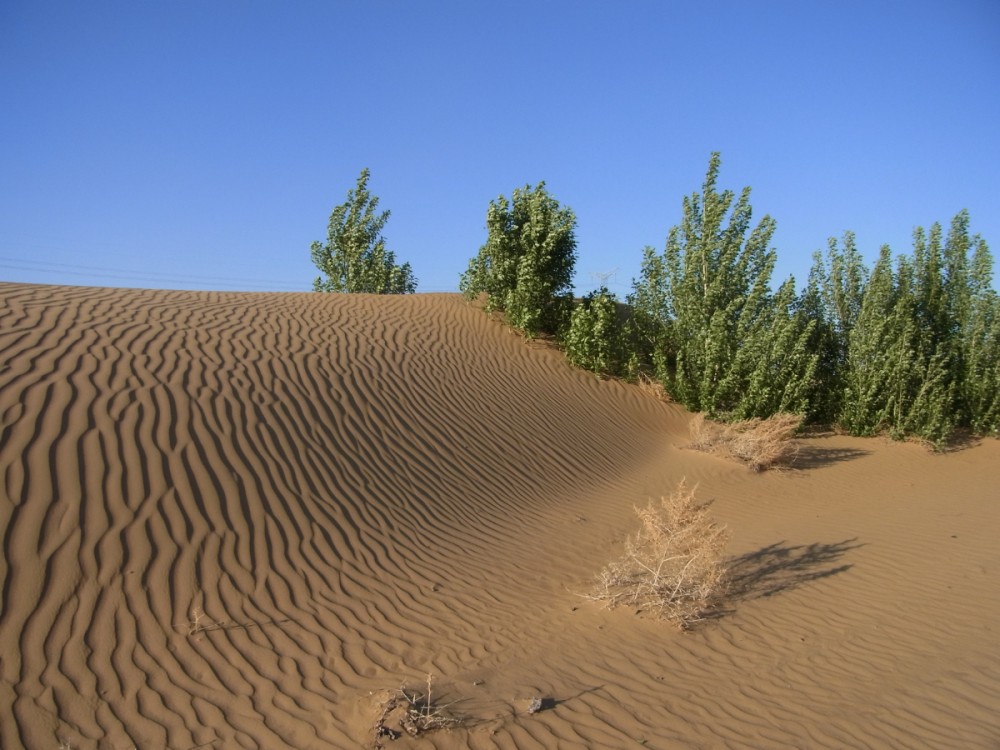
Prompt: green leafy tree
<box><xmin>800</xmin><ymin>232</ymin><xmax>870</xmax><ymax>423</ymax></box>
<box><xmin>963</xmin><ymin>281</ymin><xmax>1000</xmax><ymax>435</ymax></box>
<box><xmin>840</xmin><ymin>245</ymin><xmax>903</xmax><ymax>435</ymax></box>
<box><xmin>838</xmin><ymin>242</ymin><xmax>954</xmax><ymax>445</ymax></box>
<box><xmin>625</xmin><ymin>246</ymin><xmax>672</xmax><ymax>382</ymax></box>
<box><xmin>836</xmin><ymin>214</ymin><xmax>1000</xmax><ymax>445</ymax></box>
<box><xmin>664</xmin><ymin>154</ymin><xmax>779</xmax><ymax>414</ymax></box>
<box><xmin>629</xmin><ymin>153</ymin><xmax>815</xmax><ymax>419</ymax></box>
<box><xmin>821</xmin><ymin>231</ymin><xmax>869</xmax><ymax>368</ymax></box>
<box><xmin>311</xmin><ymin>168</ymin><xmax>417</xmax><ymax>294</ymax></box>
<box><xmin>721</xmin><ymin>277</ymin><xmax>818</xmax><ymax>419</ymax></box>
<box><xmin>460</xmin><ymin>182</ymin><xmax>577</xmax><ymax>337</ymax></box>
<box><xmin>899</xmin><ymin>223</ymin><xmax>959</xmax><ymax>443</ymax></box>
<box><xmin>956</xmin><ymin>217</ymin><xmax>1000</xmax><ymax>434</ymax></box>
<box><xmin>564</xmin><ymin>287</ymin><xmax>624</xmax><ymax>377</ymax></box>
<box><xmin>892</xmin><ymin>254</ymin><xmax>955</xmax><ymax>443</ymax></box>
<box><xmin>798</xmin><ymin>254</ymin><xmax>838</xmax><ymax>423</ymax></box>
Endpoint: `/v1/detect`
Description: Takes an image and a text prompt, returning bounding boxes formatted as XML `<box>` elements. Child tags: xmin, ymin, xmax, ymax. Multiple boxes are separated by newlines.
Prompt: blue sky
<box><xmin>2</xmin><ymin>1</ymin><xmax>998</xmax><ymax>295</ymax></box>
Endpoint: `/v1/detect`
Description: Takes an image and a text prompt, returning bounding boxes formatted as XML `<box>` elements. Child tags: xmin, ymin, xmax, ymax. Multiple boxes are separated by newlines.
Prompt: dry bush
<box><xmin>636</xmin><ymin>372</ymin><xmax>672</xmax><ymax>402</ymax></box>
<box><xmin>689</xmin><ymin>413</ymin><xmax>801</xmax><ymax>472</ymax></box>
<box><xmin>590</xmin><ymin>480</ymin><xmax>729</xmax><ymax>629</ymax></box>
<box><xmin>372</xmin><ymin>674</ymin><xmax>462</xmax><ymax>748</ymax></box>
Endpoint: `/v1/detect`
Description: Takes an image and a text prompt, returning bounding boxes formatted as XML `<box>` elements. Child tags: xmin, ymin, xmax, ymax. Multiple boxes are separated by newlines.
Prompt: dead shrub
<box><xmin>372</xmin><ymin>674</ymin><xmax>462</xmax><ymax>748</ymax></box>
<box><xmin>636</xmin><ymin>372</ymin><xmax>672</xmax><ymax>402</ymax></box>
<box><xmin>689</xmin><ymin>413</ymin><xmax>801</xmax><ymax>472</ymax></box>
<box><xmin>590</xmin><ymin>480</ymin><xmax>729</xmax><ymax>629</ymax></box>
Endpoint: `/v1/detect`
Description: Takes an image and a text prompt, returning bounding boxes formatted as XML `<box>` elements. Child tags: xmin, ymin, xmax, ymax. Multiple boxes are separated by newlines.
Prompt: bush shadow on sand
<box><xmin>724</xmin><ymin>538</ymin><xmax>862</xmax><ymax>604</ymax></box>
<box><xmin>790</xmin><ymin>445</ymin><xmax>871</xmax><ymax>470</ymax></box>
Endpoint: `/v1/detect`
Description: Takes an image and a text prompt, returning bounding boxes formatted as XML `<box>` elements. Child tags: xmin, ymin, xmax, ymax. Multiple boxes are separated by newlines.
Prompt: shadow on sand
<box><xmin>790</xmin><ymin>445</ymin><xmax>870</xmax><ymax>469</ymax></box>
<box><xmin>724</xmin><ymin>538</ymin><xmax>862</xmax><ymax>603</ymax></box>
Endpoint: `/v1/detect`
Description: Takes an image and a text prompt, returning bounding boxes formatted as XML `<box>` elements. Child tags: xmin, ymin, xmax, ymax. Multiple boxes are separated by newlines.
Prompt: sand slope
<box><xmin>1</xmin><ymin>282</ymin><xmax>997</xmax><ymax>749</ymax></box>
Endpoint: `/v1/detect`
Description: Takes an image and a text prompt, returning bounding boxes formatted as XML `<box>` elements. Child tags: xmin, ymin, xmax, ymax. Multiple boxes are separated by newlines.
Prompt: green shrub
<box><xmin>311</xmin><ymin>168</ymin><xmax>417</xmax><ymax>294</ymax></box>
<box><xmin>460</xmin><ymin>182</ymin><xmax>576</xmax><ymax>338</ymax></box>
<box><xmin>564</xmin><ymin>287</ymin><xmax>624</xmax><ymax>377</ymax></box>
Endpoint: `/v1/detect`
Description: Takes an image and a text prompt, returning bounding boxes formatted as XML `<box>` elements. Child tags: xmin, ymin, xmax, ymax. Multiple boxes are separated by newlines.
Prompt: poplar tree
<box><xmin>833</xmin><ymin>212</ymin><xmax>997</xmax><ymax>444</ymax></box>
<box><xmin>957</xmin><ymin>219</ymin><xmax>1000</xmax><ymax>434</ymax></box>
<box><xmin>801</xmin><ymin>232</ymin><xmax>870</xmax><ymax>423</ymax></box>
<box><xmin>664</xmin><ymin>153</ymin><xmax>777</xmax><ymax>413</ymax></box>
<box><xmin>899</xmin><ymin>223</ymin><xmax>958</xmax><ymax>442</ymax></box>
<box><xmin>630</xmin><ymin>153</ymin><xmax>816</xmax><ymax>418</ymax></box>
<box><xmin>721</xmin><ymin>277</ymin><xmax>818</xmax><ymax>419</ymax></box>
<box><xmin>840</xmin><ymin>246</ymin><xmax>901</xmax><ymax>435</ymax></box>
<box><xmin>564</xmin><ymin>287</ymin><xmax>624</xmax><ymax>377</ymax></box>
<box><xmin>311</xmin><ymin>168</ymin><xmax>417</xmax><ymax>294</ymax></box>
<box><xmin>461</xmin><ymin>182</ymin><xmax>577</xmax><ymax>337</ymax></box>
<box><xmin>626</xmin><ymin>245</ymin><xmax>672</xmax><ymax>383</ymax></box>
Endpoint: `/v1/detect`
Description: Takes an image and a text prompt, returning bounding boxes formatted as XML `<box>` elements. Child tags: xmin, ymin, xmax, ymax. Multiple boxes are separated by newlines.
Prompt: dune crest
<box><xmin>1</xmin><ymin>283</ymin><xmax>997</xmax><ymax>749</ymax></box>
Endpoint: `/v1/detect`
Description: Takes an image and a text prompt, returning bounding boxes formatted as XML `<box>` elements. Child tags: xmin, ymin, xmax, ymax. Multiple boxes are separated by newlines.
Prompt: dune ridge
<box><xmin>1</xmin><ymin>282</ymin><xmax>998</xmax><ymax>749</ymax></box>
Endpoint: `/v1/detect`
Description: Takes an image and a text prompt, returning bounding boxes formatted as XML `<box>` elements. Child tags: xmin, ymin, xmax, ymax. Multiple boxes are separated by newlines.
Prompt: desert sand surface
<box><xmin>1</xmin><ymin>281</ymin><xmax>998</xmax><ymax>749</ymax></box>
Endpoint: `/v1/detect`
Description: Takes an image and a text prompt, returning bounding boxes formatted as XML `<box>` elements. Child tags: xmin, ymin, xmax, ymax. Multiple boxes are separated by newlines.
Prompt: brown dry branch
<box><xmin>689</xmin><ymin>413</ymin><xmax>801</xmax><ymax>472</ymax></box>
<box><xmin>183</xmin><ymin>608</ymin><xmax>285</xmax><ymax>636</ymax></box>
<box><xmin>372</xmin><ymin>674</ymin><xmax>463</xmax><ymax>748</ymax></box>
<box><xmin>589</xmin><ymin>480</ymin><xmax>729</xmax><ymax>629</ymax></box>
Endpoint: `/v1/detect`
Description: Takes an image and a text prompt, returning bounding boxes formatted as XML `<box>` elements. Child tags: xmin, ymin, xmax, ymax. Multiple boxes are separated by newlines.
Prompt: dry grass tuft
<box><xmin>688</xmin><ymin>413</ymin><xmax>802</xmax><ymax>472</ymax></box>
<box><xmin>636</xmin><ymin>372</ymin><xmax>672</xmax><ymax>402</ymax></box>
<box><xmin>589</xmin><ymin>480</ymin><xmax>729</xmax><ymax>629</ymax></box>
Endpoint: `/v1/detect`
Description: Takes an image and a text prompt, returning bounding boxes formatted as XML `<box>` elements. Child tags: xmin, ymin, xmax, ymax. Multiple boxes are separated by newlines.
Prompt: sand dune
<box><xmin>1</xmin><ymin>282</ymin><xmax>997</xmax><ymax>749</ymax></box>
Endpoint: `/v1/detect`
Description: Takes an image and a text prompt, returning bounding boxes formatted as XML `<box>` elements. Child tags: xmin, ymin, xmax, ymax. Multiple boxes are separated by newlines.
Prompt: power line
<box><xmin>0</xmin><ymin>256</ymin><xmax>306</xmax><ymax>291</ymax></box>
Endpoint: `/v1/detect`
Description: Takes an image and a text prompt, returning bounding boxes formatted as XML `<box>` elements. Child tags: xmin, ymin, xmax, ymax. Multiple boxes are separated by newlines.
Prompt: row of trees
<box><xmin>311</xmin><ymin>161</ymin><xmax>999</xmax><ymax>444</ymax></box>
<box><xmin>805</xmin><ymin>215</ymin><xmax>1000</xmax><ymax>440</ymax></box>
<box><xmin>616</xmin><ymin>156</ymin><xmax>999</xmax><ymax>444</ymax></box>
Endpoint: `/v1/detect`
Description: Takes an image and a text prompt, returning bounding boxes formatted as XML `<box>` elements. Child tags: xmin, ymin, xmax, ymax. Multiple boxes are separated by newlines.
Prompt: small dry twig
<box><xmin>184</xmin><ymin>608</ymin><xmax>279</xmax><ymax>636</ymax></box>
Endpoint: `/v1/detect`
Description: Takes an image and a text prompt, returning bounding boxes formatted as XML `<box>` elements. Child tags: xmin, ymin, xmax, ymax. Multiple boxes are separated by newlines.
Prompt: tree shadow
<box><xmin>790</xmin><ymin>445</ymin><xmax>870</xmax><ymax>469</ymax></box>
<box><xmin>937</xmin><ymin>429</ymin><xmax>983</xmax><ymax>453</ymax></box>
<box><xmin>724</xmin><ymin>538</ymin><xmax>862</xmax><ymax>604</ymax></box>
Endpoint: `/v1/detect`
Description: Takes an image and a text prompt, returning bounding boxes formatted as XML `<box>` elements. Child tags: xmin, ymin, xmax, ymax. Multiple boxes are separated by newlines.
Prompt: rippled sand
<box><xmin>1</xmin><ymin>282</ymin><xmax>997</xmax><ymax>749</ymax></box>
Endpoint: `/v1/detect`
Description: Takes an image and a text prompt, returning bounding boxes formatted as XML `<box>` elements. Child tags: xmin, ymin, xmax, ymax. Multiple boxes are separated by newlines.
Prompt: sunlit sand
<box><xmin>1</xmin><ymin>282</ymin><xmax>997</xmax><ymax>748</ymax></box>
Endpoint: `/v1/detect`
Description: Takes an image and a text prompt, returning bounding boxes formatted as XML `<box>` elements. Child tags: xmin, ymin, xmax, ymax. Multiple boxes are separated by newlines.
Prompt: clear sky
<box><xmin>2</xmin><ymin>1</ymin><xmax>998</xmax><ymax>295</ymax></box>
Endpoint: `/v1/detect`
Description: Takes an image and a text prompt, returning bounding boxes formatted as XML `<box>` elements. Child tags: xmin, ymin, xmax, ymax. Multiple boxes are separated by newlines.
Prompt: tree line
<box><xmin>311</xmin><ymin>159</ymin><xmax>999</xmax><ymax>445</ymax></box>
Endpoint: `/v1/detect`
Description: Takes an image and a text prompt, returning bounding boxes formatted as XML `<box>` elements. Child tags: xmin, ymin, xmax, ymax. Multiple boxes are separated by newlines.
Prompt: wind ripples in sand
<box><xmin>0</xmin><ymin>285</ymin><xmax>669</xmax><ymax>748</ymax></box>
<box><xmin>2</xmin><ymin>283</ymin><xmax>998</xmax><ymax>749</ymax></box>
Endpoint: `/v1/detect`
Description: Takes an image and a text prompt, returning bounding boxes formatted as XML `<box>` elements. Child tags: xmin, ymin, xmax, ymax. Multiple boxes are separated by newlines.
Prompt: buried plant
<box><xmin>590</xmin><ymin>480</ymin><xmax>729</xmax><ymax>629</ymax></box>
<box><xmin>688</xmin><ymin>412</ymin><xmax>801</xmax><ymax>472</ymax></box>
<box><xmin>372</xmin><ymin>674</ymin><xmax>463</xmax><ymax>747</ymax></box>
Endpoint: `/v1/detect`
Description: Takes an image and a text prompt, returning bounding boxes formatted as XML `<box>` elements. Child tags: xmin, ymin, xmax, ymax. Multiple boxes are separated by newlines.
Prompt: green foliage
<box><xmin>723</xmin><ymin>277</ymin><xmax>818</xmax><ymax>419</ymax></box>
<box><xmin>957</xmin><ymin>222</ymin><xmax>1000</xmax><ymax>435</ymax></box>
<box><xmin>461</xmin><ymin>182</ymin><xmax>577</xmax><ymax>338</ymax></box>
<box><xmin>311</xmin><ymin>168</ymin><xmax>417</xmax><ymax>294</ymax></box>
<box><xmin>840</xmin><ymin>246</ymin><xmax>907</xmax><ymax>436</ymax></box>
<box><xmin>667</xmin><ymin>154</ymin><xmax>776</xmax><ymax>414</ymax></box>
<box><xmin>629</xmin><ymin>153</ymin><xmax>815</xmax><ymax>419</ymax></box>
<box><xmin>620</xmin><ymin>157</ymin><xmax>996</xmax><ymax>445</ymax></box>
<box><xmin>625</xmin><ymin>246</ymin><xmax>672</xmax><ymax>382</ymax></box>
<box><xmin>799</xmin><ymin>233</ymin><xmax>869</xmax><ymax>423</ymax></box>
<box><xmin>466</xmin><ymin>155</ymin><xmax>997</xmax><ymax>447</ymax></box>
<box><xmin>836</xmin><ymin>213</ymin><xmax>998</xmax><ymax>446</ymax></box>
<box><xmin>962</xmin><ymin>288</ymin><xmax>1000</xmax><ymax>435</ymax></box>
<box><xmin>564</xmin><ymin>287</ymin><xmax>624</xmax><ymax>377</ymax></box>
